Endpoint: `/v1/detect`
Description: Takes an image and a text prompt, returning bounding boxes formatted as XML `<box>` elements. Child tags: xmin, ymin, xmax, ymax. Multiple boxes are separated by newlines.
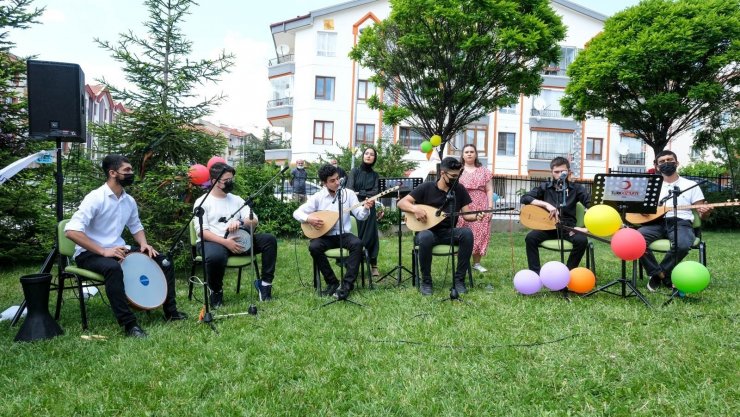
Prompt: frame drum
<box><xmin>121</xmin><ymin>253</ymin><xmax>168</xmax><ymax>310</ymax></box>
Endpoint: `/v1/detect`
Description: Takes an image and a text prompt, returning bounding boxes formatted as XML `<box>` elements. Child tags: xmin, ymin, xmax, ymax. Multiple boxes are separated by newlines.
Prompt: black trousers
<box><xmin>75</xmin><ymin>248</ymin><xmax>178</xmax><ymax>327</ymax></box>
<box><xmin>638</xmin><ymin>219</ymin><xmax>695</xmax><ymax>277</ymax></box>
<box><xmin>524</xmin><ymin>229</ymin><xmax>587</xmax><ymax>274</ymax></box>
<box><xmin>309</xmin><ymin>233</ymin><xmax>363</xmax><ymax>287</ymax></box>
<box><xmin>415</xmin><ymin>227</ymin><xmax>473</xmax><ymax>283</ymax></box>
<box><xmin>197</xmin><ymin>233</ymin><xmax>277</xmax><ymax>293</ymax></box>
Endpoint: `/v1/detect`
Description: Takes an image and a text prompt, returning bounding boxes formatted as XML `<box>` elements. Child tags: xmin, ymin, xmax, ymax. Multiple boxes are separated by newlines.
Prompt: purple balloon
<box><xmin>513</xmin><ymin>269</ymin><xmax>542</xmax><ymax>295</ymax></box>
<box><xmin>540</xmin><ymin>261</ymin><xmax>571</xmax><ymax>291</ymax></box>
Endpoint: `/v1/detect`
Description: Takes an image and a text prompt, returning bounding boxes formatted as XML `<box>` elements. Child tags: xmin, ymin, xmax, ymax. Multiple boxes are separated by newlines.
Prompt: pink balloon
<box><xmin>206</xmin><ymin>156</ymin><xmax>227</xmax><ymax>170</ymax></box>
<box><xmin>188</xmin><ymin>164</ymin><xmax>209</xmax><ymax>185</ymax></box>
<box><xmin>539</xmin><ymin>261</ymin><xmax>570</xmax><ymax>291</ymax></box>
<box><xmin>610</xmin><ymin>227</ymin><xmax>646</xmax><ymax>261</ymax></box>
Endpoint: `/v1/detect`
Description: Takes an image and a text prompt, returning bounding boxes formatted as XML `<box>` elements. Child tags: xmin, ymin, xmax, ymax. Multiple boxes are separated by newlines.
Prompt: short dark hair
<box><xmin>318</xmin><ymin>164</ymin><xmax>338</xmax><ymax>183</ymax></box>
<box><xmin>440</xmin><ymin>156</ymin><xmax>462</xmax><ymax>172</ymax></box>
<box><xmin>550</xmin><ymin>156</ymin><xmax>570</xmax><ymax>170</ymax></box>
<box><xmin>462</xmin><ymin>144</ymin><xmax>481</xmax><ymax>167</ymax></box>
<box><xmin>101</xmin><ymin>154</ymin><xmax>130</xmax><ymax>176</ymax></box>
<box><xmin>654</xmin><ymin>150</ymin><xmax>678</xmax><ymax>165</ymax></box>
<box><xmin>209</xmin><ymin>162</ymin><xmax>235</xmax><ymax>180</ymax></box>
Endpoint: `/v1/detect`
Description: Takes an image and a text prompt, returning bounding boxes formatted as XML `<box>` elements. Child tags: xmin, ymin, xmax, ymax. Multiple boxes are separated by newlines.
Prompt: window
<box><xmin>499</xmin><ymin>103</ymin><xmax>517</xmax><ymax>115</ymax></box>
<box><xmin>313</xmin><ymin>121</ymin><xmax>334</xmax><ymax>145</ymax></box>
<box><xmin>317</xmin><ymin>31</ymin><xmax>337</xmax><ymax>57</ymax></box>
<box><xmin>532</xmin><ymin>89</ymin><xmax>564</xmax><ymax>118</ymax></box>
<box><xmin>618</xmin><ymin>136</ymin><xmax>646</xmax><ymax>165</ymax></box>
<box><xmin>543</xmin><ymin>46</ymin><xmax>579</xmax><ymax>76</ymax></box>
<box><xmin>585</xmin><ymin>137</ymin><xmax>603</xmax><ymax>160</ymax></box>
<box><xmin>449</xmin><ymin>126</ymin><xmax>487</xmax><ymax>156</ymax></box>
<box><xmin>355</xmin><ymin>124</ymin><xmax>375</xmax><ymax>146</ymax></box>
<box><xmin>399</xmin><ymin>126</ymin><xmax>423</xmax><ymax>150</ymax></box>
<box><xmin>357</xmin><ymin>79</ymin><xmax>375</xmax><ymax>101</ymax></box>
<box><xmin>315</xmin><ymin>76</ymin><xmax>335</xmax><ymax>101</ymax></box>
<box><xmin>529</xmin><ymin>130</ymin><xmax>572</xmax><ymax>160</ymax></box>
<box><xmin>497</xmin><ymin>132</ymin><xmax>516</xmax><ymax>156</ymax></box>
<box><xmin>690</xmin><ymin>146</ymin><xmax>702</xmax><ymax>160</ymax></box>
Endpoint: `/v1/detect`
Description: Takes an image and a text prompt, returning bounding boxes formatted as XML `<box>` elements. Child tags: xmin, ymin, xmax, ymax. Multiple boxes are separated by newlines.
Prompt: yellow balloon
<box><xmin>584</xmin><ymin>204</ymin><xmax>622</xmax><ymax>237</ymax></box>
<box><xmin>430</xmin><ymin>134</ymin><xmax>442</xmax><ymax>147</ymax></box>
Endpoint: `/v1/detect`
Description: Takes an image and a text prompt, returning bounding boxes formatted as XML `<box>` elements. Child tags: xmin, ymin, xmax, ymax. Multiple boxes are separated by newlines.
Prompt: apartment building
<box><xmin>267</xmin><ymin>0</ymin><xmax>700</xmax><ymax>178</ymax></box>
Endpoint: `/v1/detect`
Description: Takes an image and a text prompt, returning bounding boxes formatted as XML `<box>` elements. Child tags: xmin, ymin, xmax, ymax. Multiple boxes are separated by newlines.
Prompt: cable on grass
<box><xmin>338</xmin><ymin>332</ymin><xmax>582</xmax><ymax>350</ymax></box>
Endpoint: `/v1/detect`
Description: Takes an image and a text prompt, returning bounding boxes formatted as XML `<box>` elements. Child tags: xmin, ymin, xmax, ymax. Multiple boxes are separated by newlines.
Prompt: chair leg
<box><xmin>76</xmin><ymin>275</ymin><xmax>89</xmax><ymax>330</ymax></box>
<box><xmin>699</xmin><ymin>242</ymin><xmax>706</xmax><ymax>266</ymax></box>
<box><xmin>313</xmin><ymin>259</ymin><xmax>322</xmax><ymax>295</ymax></box>
<box><xmin>54</xmin><ymin>271</ymin><xmax>66</xmax><ymax>320</ymax></box>
<box><xmin>236</xmin><ymin>267</ymin><xmax>243</xmax><ymax>294</ymax></box>
<box><xmin>188</xmin><ymin>263</ymin><xmax>196</xmax><ymax>300</ymax></box>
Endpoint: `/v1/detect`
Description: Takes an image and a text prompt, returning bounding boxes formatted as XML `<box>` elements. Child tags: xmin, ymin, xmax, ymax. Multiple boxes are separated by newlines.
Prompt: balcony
<box><xmin>531</xmin><ymin>108</ymin><xmax>564</xmax><ymax>118</ymax></box>
<box><xmin>529</xmin><ymin>150</ymin><xmax>568</xmax><ymax>160</ymax></box>
<box><xmin>619</xmin><ymin>153</ymin><xmax>646</xmax><ymax>166</ymax></box>
<box><xmin>267</xmin><ymin>54</ymin><xmax>295</xmax><ymax>78</ymax></box>
<box><xmin>267</xmin><ymin>97</ymin><xmax>293</xmax><ymax>108</ymax></box>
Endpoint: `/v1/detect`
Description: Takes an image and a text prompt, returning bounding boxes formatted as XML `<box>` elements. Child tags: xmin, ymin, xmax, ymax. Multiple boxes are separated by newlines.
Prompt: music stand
<box><xmin>377</xmin><ymin>177</ymin><xmax>423</xmax><ymax>286</ymax></box>
<box><xmin>584</xmin><ymin>173</ymin><xmax>663</xmax><ymax>307</ymax></box>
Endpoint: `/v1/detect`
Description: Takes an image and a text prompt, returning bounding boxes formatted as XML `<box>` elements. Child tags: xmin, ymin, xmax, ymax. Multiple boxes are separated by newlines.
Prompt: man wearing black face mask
<box><xmin>193</xmin><ymin>162</ymin><xmax>278</xmax><ymax>306</ymax></box>
<box><xmin>639</xmin><ymin>150</ymin><xmax>712</xmax><ymax>291</ymax></box>
<box><xmin>65</xmin><ymin>154</ymin><xmax>187</xmax><ymax>338</ymax></box>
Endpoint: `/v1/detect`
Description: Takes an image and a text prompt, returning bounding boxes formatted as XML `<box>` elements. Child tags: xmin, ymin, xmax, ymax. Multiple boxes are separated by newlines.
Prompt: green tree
<box><xmin>93</xmin><ymin>0</ymin><xmax>233</xmax><ymax>177</ymax></box>
<box><xmin>320</xmin><ymin>137</ymin><xmax>418</xmax><ymax>178</ymax></box>
<box><xmin>240</xmin><ymin>128</ymin><xmax>288</xmax><ymax>165</ymax></box>
<box><xmin>561</xmin><ymin>0</ymin><xmax>740</xmax><ymax>157</ymax></box>
<box><xmin>349</xmin><ymin>0</ymin><xmax>565</xmax><ymax>157</ymax></box>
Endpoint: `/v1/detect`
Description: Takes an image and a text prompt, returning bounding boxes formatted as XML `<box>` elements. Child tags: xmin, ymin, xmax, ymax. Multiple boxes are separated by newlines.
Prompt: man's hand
<box><xmin>306</xmin><ymin>214</ymin><xmax>324</xmax><ymax>229</ymax></box>
<box><xmin>139</xmin><ymin>244</ymin><xmax>159</xmax><ymax>258</ymax></box>
<box><xmin>227</xmin><ymin>219</ymin><xmax>240</xmax><ymax>233</ymax></box>
<box><xmin>413</xmin><ymin>207</ymin><xmax>428</xmax><ymax>222</ymax></box>
<box><xmin>224</xmin><ymin>235</ymin><xmax>245</xmax><ymax>254</ymax></box>
<box><xmin>363</xmin><ymin>198</ymin><xmax>375</xmax><ymax>210</ymax></box>
<box><xmin>102</xmin><ymin>246</ymin><xmax>129</xmax><ymax>261</ymax></box>
<box><xmin>546</xmin><ymin>204</ymin><xmax>560</xmax><ymax>222</ymax></box>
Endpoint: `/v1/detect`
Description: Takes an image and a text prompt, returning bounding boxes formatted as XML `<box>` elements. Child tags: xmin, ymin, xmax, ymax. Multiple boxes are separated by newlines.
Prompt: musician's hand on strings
<box><xmin>306</xmin><ymin>214</ymin><xmax>324</xmax><ymax>229</ymax></box>
<box><xmin>140</xmin><ymin>244</ymin><xmax>158</xmax><ymax>258</ymax></box>
<box><xmin>413</xmin><ymin>207</ymin><xmax>428</xmax><ymax>222</ymax></box>
<box><xmin>363</xmin><ymin>198</ymin><xmax>375</xmax><ymax>210</ymax></box>
<box><xmin>546</xmin><ymin>204</ymin><xmax>560</xmax><ymax>222</ymax></box>
<box><xmin>696</xmin><ymin>204</ymin><xmax>712</xmax><ymax>218</ymax></box>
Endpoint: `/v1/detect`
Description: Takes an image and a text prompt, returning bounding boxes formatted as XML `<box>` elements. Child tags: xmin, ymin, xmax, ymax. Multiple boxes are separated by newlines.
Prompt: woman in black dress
<box><xmin>348</xmin><ymin>147</ymin><xmax>381</xmax><ymax>277</ymax></box>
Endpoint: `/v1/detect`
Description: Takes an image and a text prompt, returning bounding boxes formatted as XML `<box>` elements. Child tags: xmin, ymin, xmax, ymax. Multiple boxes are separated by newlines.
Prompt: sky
<box><xmin>10</xmin><ymin>0</ymin><xmax>641</xmax><ymax>132</ymax></box>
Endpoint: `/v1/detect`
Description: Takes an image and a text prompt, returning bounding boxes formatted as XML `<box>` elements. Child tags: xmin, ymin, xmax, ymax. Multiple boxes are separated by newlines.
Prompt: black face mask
<box><xmin>221</xmin><ymin>180</ymin><xmax>235</xmax><ymax>194</ymax></box>
<box><xmin>117</xmin><ymin>173</ymin><xmax>135</xmax><ymax>187</ymax></box>
<box><xmin>658</xmin><ymin>162</ymin><xmax>677</xmax><ymax>176</ymax></box>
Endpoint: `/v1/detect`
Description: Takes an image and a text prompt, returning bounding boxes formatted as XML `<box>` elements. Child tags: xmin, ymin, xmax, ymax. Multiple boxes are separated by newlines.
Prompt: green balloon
<box><xmin>671</xmin><ymin>261</ymin><xmax>710</xmax><ymax>294</ymax></box>
<box><xmin>420</xmin><ymin>141</ymin><xmax>433</xmax><ymax>153</ymax></box>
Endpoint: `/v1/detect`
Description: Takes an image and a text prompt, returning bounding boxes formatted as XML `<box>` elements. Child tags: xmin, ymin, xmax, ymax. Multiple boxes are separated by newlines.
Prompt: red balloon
<box><xmin>610</xmin><ymin>227</ymin><xmax>646</xmax><ymax>261</ymax></box>
<box><xmin>188</xmin><ymin>164</ymin><xmax>209</xmax><ymax>185</ymax></box>
<box><xmin>207</xmin><ymin>156</ymin><xmax>226</xmax><ymax>170</ymax></box>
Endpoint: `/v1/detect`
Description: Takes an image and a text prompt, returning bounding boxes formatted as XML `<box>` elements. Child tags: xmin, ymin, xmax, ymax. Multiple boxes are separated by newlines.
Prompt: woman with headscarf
<box><xmin>347</xmin><ymin>147</ymin><xmax>381</xmax><ymax>278</ymax></box>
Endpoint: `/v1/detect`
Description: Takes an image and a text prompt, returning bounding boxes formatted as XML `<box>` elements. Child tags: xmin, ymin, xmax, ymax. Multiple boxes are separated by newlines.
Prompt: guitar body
<box><xmin>301</xmin><ymin>211</ymin><xmax>340</xmax><ymax>239</ymax></box>
<box><xmin>519</xmin><ymin>205</ymin><xmax>557</xmax><ymax>230</ymax></box>
<box><xmin>404</xmin><ymin>204</ymin><xmax>447</xmax><ymax>232</ymax></box>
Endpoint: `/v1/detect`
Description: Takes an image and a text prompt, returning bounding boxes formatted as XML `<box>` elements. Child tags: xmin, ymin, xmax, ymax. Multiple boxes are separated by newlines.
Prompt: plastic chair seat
<box><xmin>312</xmin><ymin>216</ymin><xmax>370</xmax><ymax>294</ymax></box>
<box><xmin>63</xmin><ymin>266</ymin><xmax>105</xmax><ymax>281</ymax></box>
<box><xmin>540</xmin><ymin>240</ymin><xmax>574</xmax><ymax>251</ymax></box>
<box><xmin>648</xmin><ymin>237</ymin><xmax>701</xmax><ymax>252</ymax></box>
<box><xmin>411</xmin><ymin>244</ymin><xmax>474</xmax><ymax>288</ymax></box>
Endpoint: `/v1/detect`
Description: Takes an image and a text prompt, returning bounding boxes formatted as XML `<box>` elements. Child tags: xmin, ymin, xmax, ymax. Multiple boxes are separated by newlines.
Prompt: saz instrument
<box><xmin>301</xmin><ymin>185</ymin><xmax>401</xmax><ymax>238</ymax></box>
<box><xmin>625</xmin><ymin>200</ymin><xmax>740</xmax><ymax>225</ymax></box>
<box><xmin>404</xmin><ymin>204</ymin><xmax>514</xmax><ymax>232</ymax></box>
<box><xmin>519</xmin><ymin>205</ymin><xmax>611</xmax><ymax>243</ymax></box>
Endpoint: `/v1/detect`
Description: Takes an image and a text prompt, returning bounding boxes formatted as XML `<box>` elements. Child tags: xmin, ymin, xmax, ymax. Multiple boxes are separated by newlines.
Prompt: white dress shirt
<box><xmin>293</xmin><ymin>187</ymin><xmax>369</xmax><ymax>236</ymax></box>
<box><xmin>65</xmin><ymin>183</ymin><xmax>144</xmax><ymax>258</ymax></box>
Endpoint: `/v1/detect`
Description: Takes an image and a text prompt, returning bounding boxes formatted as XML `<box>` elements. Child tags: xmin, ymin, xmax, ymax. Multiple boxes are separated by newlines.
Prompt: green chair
<box><xmin>56</xmin><ymin>219</ymin><xmax>106</xmax><ymax>330</ymax></box>
<box><xmin>313</xmin><ymin>216</ymin><xmax>370</xmax><ymax>295</ymax></box>
<box><xmin>187</xmin><ymin>220</ymin><xmax>259</xmax><ymax>300</ymax></box>
<box><xmin>639</xmin><ymin>209</ymin><xmax>706</xmax><ymax>280</ymax></box>
<box><xmin>410</xmin><ymin>243</ymin><xmax>475</xmax><ymax>290</ymax></box>
<box><xmin>539</xmin><ymin>202</ymin><xmax>596</xmax><ymax>273</ymax></box>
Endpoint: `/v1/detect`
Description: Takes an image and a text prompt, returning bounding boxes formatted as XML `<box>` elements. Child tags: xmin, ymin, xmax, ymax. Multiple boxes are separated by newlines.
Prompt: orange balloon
<box><xmin>426</xmin><ymin>150</ymin><xmax>433</xmax><ymax>160</ymax></box>
<box><xmin>568</xmin><ymin>267</ymin><xmax>596</xmax><ymax>294</ymax></box>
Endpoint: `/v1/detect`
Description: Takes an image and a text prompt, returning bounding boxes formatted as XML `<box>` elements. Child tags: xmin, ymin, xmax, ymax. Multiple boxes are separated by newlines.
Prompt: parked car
<box><xmin>273</xmin><ymin>180</ymin><xmax>322</xmax><ymax>201</ymax></box>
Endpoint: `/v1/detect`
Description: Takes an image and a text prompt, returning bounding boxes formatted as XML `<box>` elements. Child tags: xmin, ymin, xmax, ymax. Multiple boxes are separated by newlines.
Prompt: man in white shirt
<box><xmin>64</xmin><ymin>154</ymin><xmax>186</xmax><ymax>338</ymax></box>
<box><xmin>293</xmin><ymin>164</ymin><xmax>374</xmax><ymax>298</ymax></box>
<box><xmin>639</xmin><ymin>150</ymin><xmax>712</xmax><ymax>291</ymax></box>
<box><xmin>193</xmin><ymin>162</ymin><xmax>278</xmax><ymax>306</ymax></box>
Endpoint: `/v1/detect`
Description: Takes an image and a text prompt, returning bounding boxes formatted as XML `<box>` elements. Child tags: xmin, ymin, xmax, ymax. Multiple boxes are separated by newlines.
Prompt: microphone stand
<box><xmin>556</xmin><ymin>176</ymin><xmax>570</xmax><ymax>302</ymax></box>
<box><xmin>438</xmin><ymin>175</ymin><xmax>464</xmax><ymax>303</ymax></box>
<box><xmin>323</xmin><ymin>179</ymin><xmax>364</xmax><ymax>308</ymax></box>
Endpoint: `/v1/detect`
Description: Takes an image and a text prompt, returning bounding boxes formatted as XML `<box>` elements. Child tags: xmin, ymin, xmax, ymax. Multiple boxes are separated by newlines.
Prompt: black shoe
<box><xmin>454</xmin><ymin>280</ymin><xmax>468</xmax><ymax>294</ymax></box>
<box><xmin>165</xmin><ymin>311</ymin><xmax>188</xmax><ymax>321</ymax></box>
<box><xmin>335</xmin><ymin>286</ymin><xmax>350</xmax><ymax>300</ymax></box>
<box><xmin>321</xmin><ymin>281</ymin><xmax>340</xmax><ymax>297</ymax></box>
<box><xmin>254</xmin><ymin>280</ymin><xmax>272</xmax><ymax>301</ymax></box>
<box><xmin>210</xmin><ymin>291</ymin><xmax>224</xmax><ymax>309</ymax></box>
<box><xmin>125</xmin><ymin>324</ymin><xmax>147</xmax><ymax>338</ymax></box>
<box><xmin>647</xmin><ymin>274</ymin><xmax>662</xmax><ymax>292</ymax></box>
<box><xmin>420</xmin><ymin>278</ymin><xmax>433</xmax><ymax>296</ymax></box>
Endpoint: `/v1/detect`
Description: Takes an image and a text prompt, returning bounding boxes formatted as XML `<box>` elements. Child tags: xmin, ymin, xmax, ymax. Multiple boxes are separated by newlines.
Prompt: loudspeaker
<box><xmin>27</xmin><ymin>60</ymin><xmax>86</xmax><ymax>142</ymax></box>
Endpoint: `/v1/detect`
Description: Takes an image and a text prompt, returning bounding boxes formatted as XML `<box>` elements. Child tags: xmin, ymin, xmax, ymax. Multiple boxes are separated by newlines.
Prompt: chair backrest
<box><xmin>189</xmin><ymin>219</ymin><xmax>198</xmax><ymax>247</ymax></box>
<box><xmin>57</xmin><ymin>219</ymin><xmax>77</xmax><ymax>258</ymax></box>
<box><xmin>691</xmin><ymin>209</ymin><xmax>702</xmax><ymax>229</ymax></box>
<box><xmin>350</xmin><ymin>215</ymin><xmax>359</xmax><ymax>235</ymax></box>
<box><xmin>576</xmin><ymin>202</ymin><xmax>586</xmax><ymax>228</ymax></box>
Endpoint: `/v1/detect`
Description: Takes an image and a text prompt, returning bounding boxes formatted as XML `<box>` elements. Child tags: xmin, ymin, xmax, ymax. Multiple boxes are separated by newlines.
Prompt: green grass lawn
<box><xmin>1</xmin><ymin>230</ymin><xmax>738</xmax><ymax>416</ymax></box>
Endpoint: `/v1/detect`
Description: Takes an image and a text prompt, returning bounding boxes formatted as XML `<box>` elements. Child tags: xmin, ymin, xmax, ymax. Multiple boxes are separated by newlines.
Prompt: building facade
<box><xmin>267</xmin><ymin>0</ymin><xmax>702</xmax><ymax>178</ymax></box>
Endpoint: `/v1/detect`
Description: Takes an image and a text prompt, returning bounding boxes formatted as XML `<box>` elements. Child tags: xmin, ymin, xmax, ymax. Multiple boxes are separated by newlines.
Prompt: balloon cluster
<box><xmin>189</xmin><ymin>156</ymin><xmax>226</xmax><ymax>187</ymax></box>
<box><xmin>513</xmin><ymin>261</ymin><xmax>597</xmax><ymax>295</ymax></box>
<box><xmin>419</xmin><ymin>135</ymin><xmax>442</xmax><ymax>160</ymax></box>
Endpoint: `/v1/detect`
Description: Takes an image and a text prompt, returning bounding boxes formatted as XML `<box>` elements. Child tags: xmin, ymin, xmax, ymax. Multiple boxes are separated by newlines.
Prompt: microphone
<box><xmin>331</xmin><ymin>177</ymin><xmax>346</xmax><ymax>204</ymax></box>
<box><xmin>557</xmin><ymin>171</ymin><xmax>567</xmax><ymax>184</ymax></box>
<box><xmin>162</xmin><ymin>257</ymin><xmax>171</xmax><ymax>267</ymax></box>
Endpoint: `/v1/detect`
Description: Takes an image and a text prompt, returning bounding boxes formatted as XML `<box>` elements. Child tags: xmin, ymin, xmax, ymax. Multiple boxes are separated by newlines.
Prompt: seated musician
<box><xmin>639</xmin><ymin>151</ymin><xmax>712</xmax><ymax>291</ymax></box>
<box><xmin>193</xmin><ymin>162</ymin><xmax>278</xmax><ymax>305</ymax></box>
<box><xmin>397</xmin><ymin>157</ymin><xmax>485</xmax><ymax>296</ymax></box>
<box><xmin>293</xmin><ymin>164</ymin><xmax>374</xmax><ymax>298</ymax></box>
<box><xmin>64</xmin><ymin>154</ymin><xmax>187</xmax><ymax>338</ymax></box>
<box><xmin>520</xmin><ymin>156</ymin><xmax>590</xmax><ymax>274</ymax></box>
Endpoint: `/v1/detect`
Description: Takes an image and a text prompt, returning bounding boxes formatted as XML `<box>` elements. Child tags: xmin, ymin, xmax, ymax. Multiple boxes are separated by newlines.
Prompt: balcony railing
<box><xmin>528</xmin><ymin>151</ymin><xmax>569</xmax><ymax>160</ymax></box>
<box><xmin>267</xmin><ymin>97</ymin><xmax>293</xmax><ymax>108</ymax></box>
<box><xmin>531</xmin><ymin>108</ymin><xmax>564</xmax><ymax>118</ymax></box>
<box><xmin>268</xmin><ymin>54</ymin><xmax>294</xmax><ymax>66</ymax></box>
<box><xmin>619</xmin><ymin>154</ymin><xmax>646</xmax><ymax>165</ymax></box>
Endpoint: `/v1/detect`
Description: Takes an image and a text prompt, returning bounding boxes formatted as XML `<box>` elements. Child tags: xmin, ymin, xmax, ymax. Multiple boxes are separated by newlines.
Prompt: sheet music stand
<box><xmin>377</xmin><ymin>177</ymin><xmax>423</xmax><ymax>286</ymax></box>
<box><xmin>584</xmin><ymin>173</ymin><xmax>663</xmax><ymax>307</ymax></box>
